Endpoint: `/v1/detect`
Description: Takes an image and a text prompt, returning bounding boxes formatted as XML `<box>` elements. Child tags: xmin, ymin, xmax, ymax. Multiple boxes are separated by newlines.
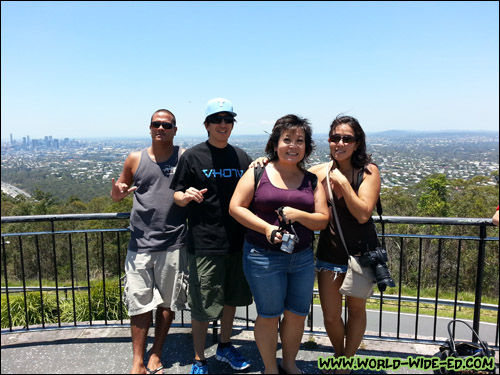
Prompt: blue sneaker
<box><xmin>190</xmin><ymin>362</ymin><xmax>208</xmax><ymax>374</ymax></box>
<box><xmin>215</xmin><ymin>344</ymin><xmax>251</xmax><ymax>370</ymax></box>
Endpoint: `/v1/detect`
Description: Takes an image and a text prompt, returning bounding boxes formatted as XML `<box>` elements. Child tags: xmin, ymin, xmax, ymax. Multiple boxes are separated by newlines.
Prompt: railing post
<box><xmin>472</xmin><ymin>224</ymin><xmax>487</xmax><ymax>343</ymax></box>
<box><xmin>35</xmin><ymin>235</ymin><xmax>46</xmax><ymax>328</ymax></box>
<box><xmin>2</xmin><ymin>237</ymin><xmax>13</xmax><ymax>331</ymax></box>
<box><xmin>212</xmin><ymin>319</ymin><xmax>218</xmax><ymax>343</ymax></box>
<box><xmin>100</xmin><ymin>232</ymin><xmax>108</xmax><ymax>325</ymax></box>
<box><xmin>246</xmin><ymin>305</ymin><xmax>249</xmax><ymax>330</ymax></box>
<box><xmin>51</xmin><ymin>220</ymin><xmax>61</xmax><ymax>327</ymax></box>
<box><xmin>117</xmin><ymin>231</ymin><xmax>124</xmax><ymax>324</ymax></box>
<box><xmin>308</xmin><ymin>294</ymin><xmax>314</xmax><ymax>332</ymax></box>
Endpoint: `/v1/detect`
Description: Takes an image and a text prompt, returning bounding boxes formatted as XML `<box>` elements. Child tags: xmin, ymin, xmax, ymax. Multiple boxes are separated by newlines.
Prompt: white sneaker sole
<box><xmin>215</xmin><ymin>354</ymin><xmax>251</xmax><ymax>370</ymax></box>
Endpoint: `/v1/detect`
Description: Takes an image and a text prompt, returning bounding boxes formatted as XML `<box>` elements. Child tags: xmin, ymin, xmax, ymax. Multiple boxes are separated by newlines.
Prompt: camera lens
<box><xmin>374</xmin><ymin>263</ymin><xmax>396</xmax><ymax>292</ymax></box>
<box><xmin>360</xmin><ymin>248</ymin><xmax>396</xmax><ymax>292</ymax></box>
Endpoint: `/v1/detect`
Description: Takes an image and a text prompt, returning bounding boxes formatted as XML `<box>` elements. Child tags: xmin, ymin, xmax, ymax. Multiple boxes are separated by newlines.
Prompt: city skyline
<box><xmin>2</xmin><ymin>131</ymin><xmax>498</xmax><ymax>203</ymax></box>
<box><xmin>3</xmin><ymin>127</ymin><xmax>499</xmax><ymax>146</ymax></box>
<box><xmin>1</xmin><ymin>2</ymin><xmax>498</xmax><ymax>139</ymax></box>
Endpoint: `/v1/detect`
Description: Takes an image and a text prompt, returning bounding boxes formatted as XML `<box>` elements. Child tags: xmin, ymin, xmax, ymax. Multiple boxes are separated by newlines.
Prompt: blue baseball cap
<box><xmin>205</xmin><ymin>97</ymin><xmax>237</xmax><ymax>118</ymax></box>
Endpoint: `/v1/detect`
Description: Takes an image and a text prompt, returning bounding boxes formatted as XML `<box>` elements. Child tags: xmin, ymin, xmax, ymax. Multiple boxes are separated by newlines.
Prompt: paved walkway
<box><xmin>5</xmin><ymin>322</ymin><xmax>494</xmax><ymax>374</ymax></box>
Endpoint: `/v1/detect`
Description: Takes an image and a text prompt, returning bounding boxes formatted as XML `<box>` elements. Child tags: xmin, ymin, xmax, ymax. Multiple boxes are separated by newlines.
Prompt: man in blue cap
<box><xmin>171</xmin><ymin>98</ymin><xmax>253</xmax><ymax>374</ymax></box>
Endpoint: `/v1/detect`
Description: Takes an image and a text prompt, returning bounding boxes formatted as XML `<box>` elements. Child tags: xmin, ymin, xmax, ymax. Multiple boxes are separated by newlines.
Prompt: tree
<box><xmin>417</xmin><ymin>174</ymin><xmax>449</xmax><ymax>217</ymax></box>
<box><xmin>380</xmin><ymin>187</ymin><xmax>417</xmax><ymax>217</ymax></box>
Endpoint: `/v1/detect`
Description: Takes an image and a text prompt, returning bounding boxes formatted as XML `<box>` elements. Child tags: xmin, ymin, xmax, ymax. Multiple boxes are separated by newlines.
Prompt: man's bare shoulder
<box><xmin>124</xmin><ymin>150</ymin><xmax>142</xmax><ymax>170</ymax></box>
<box><xmin>128</xmin><ymin>150</ymin><xmax>142</xmax><ymax>159</ymax></box>
<box><xmin>126</xmin><ymin>150</ymin><xmax>142</xmax><ymax>162</ymax></box>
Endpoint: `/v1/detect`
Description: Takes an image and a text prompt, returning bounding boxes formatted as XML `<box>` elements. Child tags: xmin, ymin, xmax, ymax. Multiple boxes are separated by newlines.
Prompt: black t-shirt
<box><xmin>170</xmin><ymin>141</ymin><xmax>252</xmax><ymax>255</ymax></box>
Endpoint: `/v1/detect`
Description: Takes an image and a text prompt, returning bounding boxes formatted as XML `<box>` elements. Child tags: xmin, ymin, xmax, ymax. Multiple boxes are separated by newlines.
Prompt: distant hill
<box><xmin>367</xmin><ymin>130</ymin><xmax>498</xmax><ymax>137</ymax></box>
<box><xmin>232</xmin><ymin>130</ymin><xmax>499</xmax><ymax>140</ymax></box>
<box><xmin>368</xmin><ymin>130</ymin><xmax>414</xmax><ymax>136</ymax></box>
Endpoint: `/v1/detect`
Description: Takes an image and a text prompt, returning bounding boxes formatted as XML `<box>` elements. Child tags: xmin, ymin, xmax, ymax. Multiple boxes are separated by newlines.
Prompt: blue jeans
<box><xmin>242</xmin><ymin>241</ymin><xmax>315</xmax><ymax>318</ymax></box>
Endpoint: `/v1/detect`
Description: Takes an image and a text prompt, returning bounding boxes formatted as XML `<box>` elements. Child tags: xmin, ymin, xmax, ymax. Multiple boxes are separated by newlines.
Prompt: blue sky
<box><xmin>1</xmin><ymin>1</ymin><xmax>499</xmax><ymax>140</ymax></box>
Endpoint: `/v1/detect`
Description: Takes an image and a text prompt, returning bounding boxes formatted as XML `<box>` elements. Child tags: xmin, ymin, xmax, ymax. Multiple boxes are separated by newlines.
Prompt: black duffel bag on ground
<box><xmin>434</xmin><ymin>319</ymin><xmax>496</xmax><ymax>374</ymax></box>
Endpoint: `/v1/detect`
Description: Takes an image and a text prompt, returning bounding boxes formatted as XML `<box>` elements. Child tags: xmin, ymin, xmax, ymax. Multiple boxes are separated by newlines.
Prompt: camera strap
<box><xmin>270</xmin><ymin>206</ymin><xmax>300</xmax><ymax>244</ymax></box>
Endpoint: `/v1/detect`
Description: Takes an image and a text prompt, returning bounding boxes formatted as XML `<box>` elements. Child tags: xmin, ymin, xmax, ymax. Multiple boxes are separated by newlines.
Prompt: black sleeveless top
<box><xmin>315</xmin><ymin>166</ymin><xmax>380</xmax><ymax>265</ymax></box>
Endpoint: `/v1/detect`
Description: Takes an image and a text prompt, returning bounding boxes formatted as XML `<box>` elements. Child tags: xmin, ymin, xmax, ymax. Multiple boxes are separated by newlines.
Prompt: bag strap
<box><xmin>447</xmin><ymin>319</ymin><xmax>491</xmax><ymax>356</ymax></box>
<box><xmin>307</xmin><ymin>171</ymin><xmax>318</xmax><ymax>191</ymax></box>
<box><xmin>326</xmin><ymin>162</ymin><xmax>350</xmax><ymax>257</ymax></box>
<box><xmin>254</xmin><ymin>165</ymin><xmax>266</xmax><ymax>191</ymax></box>
<box><xmin>251</xmin><ymin>165</ymin><xmax>265</xmax><ymax>207</ymax></box>
<box><xmin>326</xmin><ymin>161</ymin><xmax>384</xmax><ymax>256</ymax></box>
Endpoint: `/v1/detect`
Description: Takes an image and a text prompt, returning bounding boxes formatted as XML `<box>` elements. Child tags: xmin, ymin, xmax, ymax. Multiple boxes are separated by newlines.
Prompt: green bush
<box><xmin>1</xmin><ymin>292</ymin><xmax>58</xmax><ymax>328</ymax></box>
<box><xmin>1</xmin><ymin>279</ymin><xmax>127</xmax><ymax>329</ymax></box>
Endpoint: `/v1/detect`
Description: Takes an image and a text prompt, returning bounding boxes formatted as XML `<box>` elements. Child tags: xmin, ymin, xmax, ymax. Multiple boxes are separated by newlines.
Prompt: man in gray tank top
<box><xmin>111</xmin><ymin>109</ymin><xmax>187</xmax><ymax>375</ymax></box>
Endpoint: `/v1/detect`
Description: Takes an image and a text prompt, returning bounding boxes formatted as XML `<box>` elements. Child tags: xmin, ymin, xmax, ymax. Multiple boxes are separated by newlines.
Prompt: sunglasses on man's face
<box><xmin>329</xmin><ymin>134</ymin><xmax>356</xmax><ymax>144</ymax></box>
<box><xmin>208</xmin><ymin>115</ymin><xmax>234</xmax><ymax>124</ymax></box>
<box><xmin>151</xmin><ymin>121</ymin><xmax>175</xmax><ymax>130</ymax></box>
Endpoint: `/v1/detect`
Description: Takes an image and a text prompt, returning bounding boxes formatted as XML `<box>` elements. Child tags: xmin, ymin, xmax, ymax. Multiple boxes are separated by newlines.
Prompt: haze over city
<box><xmin>1</xmin><ymin>1</ymin><xmax>499</xmax><ymax>141</ymax></box>
<box><xmin>2</xmin><ymin>130</ymin><xmax>498</xmax><ymax>202</ymax></box>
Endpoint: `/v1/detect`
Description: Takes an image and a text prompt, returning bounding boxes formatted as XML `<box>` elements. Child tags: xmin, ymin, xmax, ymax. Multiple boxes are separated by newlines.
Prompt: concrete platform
<box><xmin>5</xmin><ymin>322</ymin><xmax>494</xmax><ymax>374</ymax></box>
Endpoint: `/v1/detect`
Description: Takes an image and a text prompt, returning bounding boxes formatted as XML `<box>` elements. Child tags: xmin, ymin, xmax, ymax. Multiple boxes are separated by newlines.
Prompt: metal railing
<box><xmin>1</xmin><ymin>213</ymin><xmax>498</xmax><ymax>348</ymax></box>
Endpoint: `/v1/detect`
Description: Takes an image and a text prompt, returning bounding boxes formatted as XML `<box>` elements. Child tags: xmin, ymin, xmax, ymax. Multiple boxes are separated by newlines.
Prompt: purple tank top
<box><xmin>245</xmin><ymin>169</ymin><xmax>315</xmax><ymax>252</ymax></box>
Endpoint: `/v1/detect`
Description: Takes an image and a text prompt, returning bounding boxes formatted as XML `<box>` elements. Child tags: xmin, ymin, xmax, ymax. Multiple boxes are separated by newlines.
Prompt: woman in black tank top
<box><xmin>308</xmin><ymin>115</ymin><xmax>381</xmax><ymax>372</ymax></box>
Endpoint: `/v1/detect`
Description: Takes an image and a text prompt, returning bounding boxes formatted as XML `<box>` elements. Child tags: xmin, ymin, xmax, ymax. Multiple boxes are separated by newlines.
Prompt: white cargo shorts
<box><xmin>123</xmin><ymin>247</ymin><xmax>188</xmax><ymax>316</ymax></box>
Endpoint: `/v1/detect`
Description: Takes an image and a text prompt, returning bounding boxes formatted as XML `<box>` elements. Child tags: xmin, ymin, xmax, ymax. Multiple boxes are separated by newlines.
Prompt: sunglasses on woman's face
<box><xmin>329</xmin><ymin>134</ymin><xmax>356</xmax><ymax>144</ymax></box>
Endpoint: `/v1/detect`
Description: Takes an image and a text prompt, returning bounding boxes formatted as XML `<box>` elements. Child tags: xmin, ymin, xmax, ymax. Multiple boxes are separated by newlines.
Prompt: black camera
<box><xmin>359</xmin><ymin>247</ymin><xmax>396</xmax><ymax>292</ymax></box>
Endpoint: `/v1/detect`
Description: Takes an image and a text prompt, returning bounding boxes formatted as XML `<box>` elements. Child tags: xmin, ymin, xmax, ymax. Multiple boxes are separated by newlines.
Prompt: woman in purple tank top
<box><xmin>230</xmin><ymin>114</ymin><xmax>329</xmax><ymax>374</ymax></box>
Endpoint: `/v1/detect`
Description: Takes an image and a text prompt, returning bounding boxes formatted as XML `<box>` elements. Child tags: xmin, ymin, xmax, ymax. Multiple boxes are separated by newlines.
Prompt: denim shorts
<box><xmin>242</xmin><ymin>241</ymin><xmax>315</xmax><ymax>318</ymax></box>
<box><xmin>315</xmin><ymin>259</ymin><xmax>348</xmax><ymax>273</ymax></box>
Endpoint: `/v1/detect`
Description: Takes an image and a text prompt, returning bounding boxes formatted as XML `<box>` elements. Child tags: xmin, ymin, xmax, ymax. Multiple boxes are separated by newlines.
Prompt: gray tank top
<box><xmin>128</xmin><ymin>147</ymin><xmax>187</xmax><ymax>252</ymax></box>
